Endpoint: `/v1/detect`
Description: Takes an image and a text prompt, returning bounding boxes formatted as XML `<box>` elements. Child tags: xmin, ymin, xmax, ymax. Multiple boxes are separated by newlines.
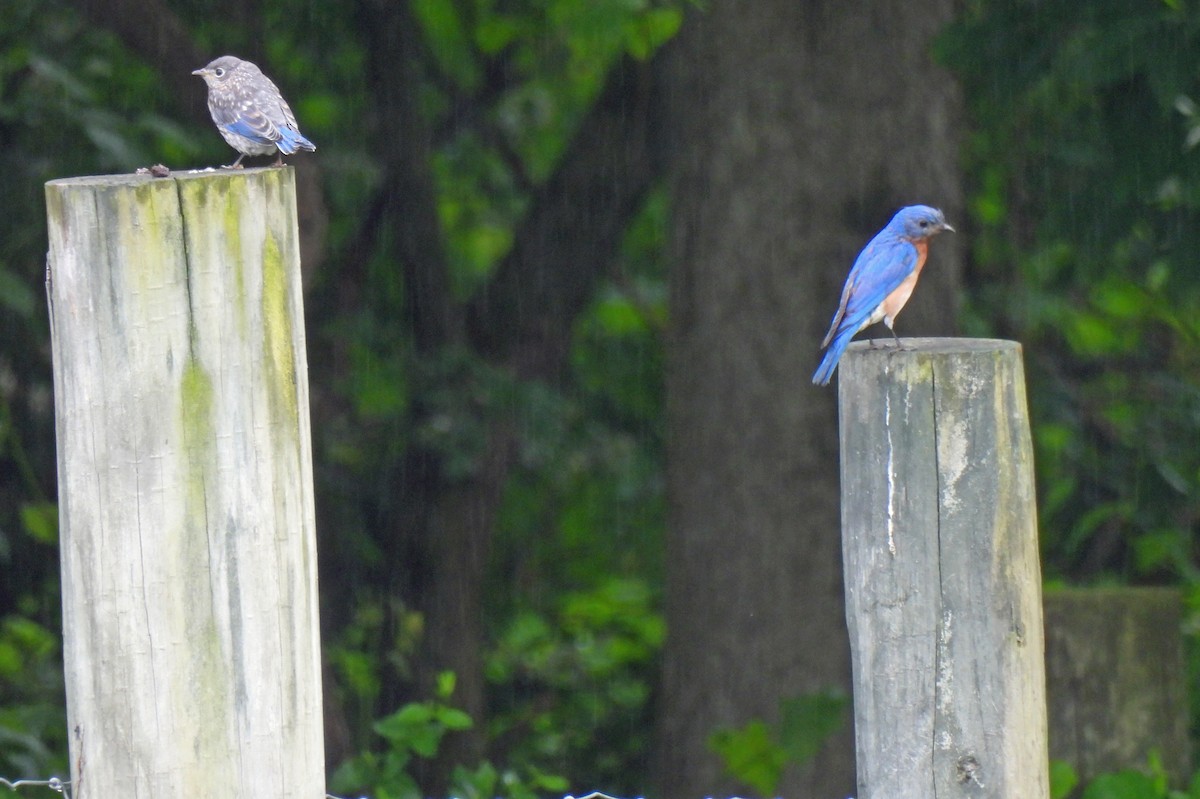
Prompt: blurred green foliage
<box><xmin>709</xmin><ymin>691</ymin><xmax>848</xmax><ymax>796</ymax></box>
<box><xmin>1052</xmin><ymin>758</ymin><xmax>1082</xmax><ymax>799</ymax></box>
<box><xmin>0</xmin><ymin>616</ymin><xmax>65</xmax><ymax>780</ymax></box>
<box><xmin>1052</xmin><ymin>754</ymin><xmax>1200</xmax><ymax>799</ymax></box>
<box><xmin>941</xmin><ymin>1</ymin><xmax>1200</xmax><ymax>594</ymax></box>
<box><xmin>305</xmin><ymin>0</ymin><xmax>675</xmax><ymax>788</ymax></box>
<box><xmin>330</xmin><ymin>670</ymin><xmax>571</xmax><ymax>799</ymax></box>
<box><xmin>485</xmin><ymin>578</ymin><xmax>663</xmax><ymax>793</ymax></box>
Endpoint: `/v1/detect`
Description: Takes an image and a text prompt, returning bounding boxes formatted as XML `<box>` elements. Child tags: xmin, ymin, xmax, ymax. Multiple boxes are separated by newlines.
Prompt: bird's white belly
<box><xmin>863</xmin><ymin>302</ymin><xmax>887</xmax><ymax>330</ymax></box>
<box><xmin>219</xmin><ymin>129</ymin><xmax>277</xmax><ymax>156</ymax></box>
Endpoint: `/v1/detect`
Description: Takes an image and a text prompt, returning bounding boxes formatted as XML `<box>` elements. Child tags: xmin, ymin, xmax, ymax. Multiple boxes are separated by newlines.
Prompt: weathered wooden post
<box><xmin>838</xmin><ymin>338</ymin><xmax>1048</xmax><ymax>798</ymax></box>
<box><xmin>45</xmin><ymin>169</ymin><xmax>324</xmax><ymax>798</ymax></box>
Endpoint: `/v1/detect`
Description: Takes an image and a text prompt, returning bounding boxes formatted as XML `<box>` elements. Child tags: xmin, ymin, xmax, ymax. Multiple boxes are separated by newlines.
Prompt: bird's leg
<box><xmin>884</xmin><ymin>324</ymin><xmax>913</xmax><ymax>351</ymax></box>
<box><xmin>223</xmin><ymin>153</ymin><xmax>247</xmax><ymax>169</ymax></box>
<box><xmin>272</xmin><ymin>153</ymin><xmax>285</xmax><ymax>167</ymax></box>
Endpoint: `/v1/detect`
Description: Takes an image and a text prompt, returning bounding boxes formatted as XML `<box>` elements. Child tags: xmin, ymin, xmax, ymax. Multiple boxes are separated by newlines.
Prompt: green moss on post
<box><xmin>261</xmin><ymin>231</ymin><xmax>301</xmax><ymax>431</ymax></box>
<box><xmin>45</xmin><ymin>168</ymin><xmax>324</xmax><ymax>799</ymax></box>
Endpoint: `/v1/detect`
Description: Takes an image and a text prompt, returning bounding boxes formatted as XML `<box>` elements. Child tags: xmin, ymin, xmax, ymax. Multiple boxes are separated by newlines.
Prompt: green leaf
<box><xmin>709</xmin><ymin>720</ymin><xmax>786</xmax><ymax>796</ymax></box>
<box><xmin>526</xmin><ymin>765</ymin><xmax>570</xmax><ymax>792</ymax></box>
<box><xmin>434</xmin><ymin>706</ymin><xmax>473</xmax><ymax>731</ymax></box>
<box><xmin>1050</xmin><ymin>760</ymin><xmax>1080</xmax><ymax>799</ymax></box>
<box><xmin>593</xmin><ymin>295</ymin><xmax>649</xmax><ymax>334</ymax></box>
<box><xmin>19</xmin><ymin>503</ymin><xmax>58</xmax><ymax>545</ymax></box>
<box><xmin>623</xmin><ymin>8</ymin><xmax>683</xmax><ymax>60</ymax></box>
<box><xmin>1066</xmin><ymin>311</ymin><xmax>1122</xmax><ymax>355</ymax></box>
<box><xmin>435</xmin><ymin>670</ymin><xmax>457</xmax><ymax>700</ymax></box>
<box><xmin>413</xmin><ymin>0</ymin><xmax>480</xmax><ymax>89</ymax></box>
<box><xmin>374</xmin><ymin>702</ymin><xmax>441</xmax><ymax>756</ymax></box>
<box><xmin>778</xmin><ymin>690</ymin><xmax>849</xmax><ymax>766</ymax></box>
<box><xmin>1092</xmin><ymin>281</ymin><xmax>1147</xmax><ymax>320</ymax></box>
<box><xmin>1083</xmin><ymin>769</ymin><xmax>1161</xmax><ymax>799</ymax></box>
<box><xmin>295</xmin><ymin>93</ymin><xmax>340</xmax><ymax>129</ymax></box>
<box><xmin>475</xmin><ymin>15</ymin><xmax>523</xmax><ymax>54</ymax></box>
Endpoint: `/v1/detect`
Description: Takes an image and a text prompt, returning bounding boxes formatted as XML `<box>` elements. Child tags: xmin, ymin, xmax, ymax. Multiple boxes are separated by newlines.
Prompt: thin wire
<box><xmin>2</xmin><ymin>778</ymin><xmax>647</xmax><ymax>799</ymax></box>
<box><xmin>0</xmin><ymin>777</ymin><xmax>371</xmax><ymax>799</ymax></box>
<box><xmin>0</xmin><ymin>776</ymin><xmax>69</xmax><ymax>797</ymax></box>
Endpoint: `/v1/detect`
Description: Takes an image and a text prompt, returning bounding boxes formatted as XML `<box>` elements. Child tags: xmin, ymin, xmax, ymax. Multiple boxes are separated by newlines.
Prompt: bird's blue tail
<box><xmin>812</xmin><ymin>331</ymin><xmax>854</xmax><ymax>386</ymax></box>
<box><xmin>277</xmin><ymin>128</ymin><xmax>316</xmax><ymax>155</ymax></box>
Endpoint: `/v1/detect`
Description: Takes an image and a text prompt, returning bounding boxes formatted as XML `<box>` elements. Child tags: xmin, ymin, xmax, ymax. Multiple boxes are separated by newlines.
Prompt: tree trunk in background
<box><xmin>658</xmin><ymin>2</ymin><xmax>964</xmax><ymax>797</ymax></box>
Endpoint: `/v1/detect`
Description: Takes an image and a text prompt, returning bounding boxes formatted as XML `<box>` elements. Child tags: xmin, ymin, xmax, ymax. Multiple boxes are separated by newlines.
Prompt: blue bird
<box><xmin>192</xmin><ymin>56</ymin><xmax>316</xmax><ymax>168</ymax></box>
<box><xmin>812</xmin><ymin>205</ymin><xmax>954</xmax><ymax>386</ymax></box>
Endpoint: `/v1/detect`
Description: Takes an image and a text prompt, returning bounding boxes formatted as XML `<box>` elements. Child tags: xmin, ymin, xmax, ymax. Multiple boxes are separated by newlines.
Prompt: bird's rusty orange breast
<box><xmin>880</xmin><ymin>239</ymin><xmax>929</xmax><ymax>322</ymax></box>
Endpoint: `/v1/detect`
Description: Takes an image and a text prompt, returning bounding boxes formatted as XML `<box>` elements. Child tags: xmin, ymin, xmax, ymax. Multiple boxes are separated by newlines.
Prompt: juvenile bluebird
<box><xmin>812</xmin><ymin>205</ymin><xmax>954</xmax><ymax>386</ymax></box>
<box><xmin>192</xmin><ymin>56</ymin><xmax>315</xmax><ymax>168</ymax></box>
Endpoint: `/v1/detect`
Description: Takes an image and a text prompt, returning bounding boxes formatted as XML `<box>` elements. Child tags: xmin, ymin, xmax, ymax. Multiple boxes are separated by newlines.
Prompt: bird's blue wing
<box><xmin>821</xmin><ymin>236</ymin><xmax>919</xmax><ymax>346</ymax></box>
<box><xmin>812</xmin><ymin>237</ymin><xmax>919</xmax><ymax>385</ymax></box>
<box><xmin>217</xmin><ymin>100</ymin><xmax>312</xmax><ymax>152</ymax></box>
<box><xmin>843</xmin><ymin>238</ymin><xmax>919</xmax><ymax>322</ymax></box>
<box><xmin>221</xmin><ymin>111</ymin><xmax>282</xmax><ymax>147</ymax></box>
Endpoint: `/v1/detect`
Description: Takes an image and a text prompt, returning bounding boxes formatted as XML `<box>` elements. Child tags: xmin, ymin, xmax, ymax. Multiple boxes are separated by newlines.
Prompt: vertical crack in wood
<box><xmin>173</xmin><ymin>178</ymin><xmax>200</xmax><ymax>360</ymax></box>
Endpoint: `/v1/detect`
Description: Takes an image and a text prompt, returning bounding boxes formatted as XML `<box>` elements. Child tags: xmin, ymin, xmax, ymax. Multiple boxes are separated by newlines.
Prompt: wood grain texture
<box><xmin>45</xmin><ymin>168</ymin><xmax>323</xmax><ymax>798</ymax></box>
<box><xmin>838</xmin><ymin>338</ymin><xmax>1048</xmax><ymax>799</ymax></box>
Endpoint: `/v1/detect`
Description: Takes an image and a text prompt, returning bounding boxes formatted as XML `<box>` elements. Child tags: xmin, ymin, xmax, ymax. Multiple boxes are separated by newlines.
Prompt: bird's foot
<box><xmin>271</xmin><ymin>155</ymin><xmax>285</xmax><ymax>167</ymax></box>
<box><xmin>221</xmin><ymin>162</ymin><xmax>245</xmax><ymax>170</ymax></box>
<box><xmin>867</xmin><ymin>336</ymin><xmax>911</xmax><ymax>351</ymax></box>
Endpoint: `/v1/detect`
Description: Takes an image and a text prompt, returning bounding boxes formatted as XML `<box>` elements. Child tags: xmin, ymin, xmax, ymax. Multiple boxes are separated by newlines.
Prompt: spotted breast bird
<box><xmin>812</xmin><ymin>205</ymin><xmax>954</xmax><ymax>386</ymax></box>
<box><xmin>192</xmin><ymin>56</ymin><xmax>316</xmax><ymax>168</ymax></box>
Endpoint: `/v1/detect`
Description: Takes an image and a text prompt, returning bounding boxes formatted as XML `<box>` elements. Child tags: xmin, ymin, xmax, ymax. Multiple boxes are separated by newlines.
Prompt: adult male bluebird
<box><xmin>812</xmin><ymin>205</ymin><xmax>954</xmax><ymax>386</ymax></box>
<box><xmin>192</xmin><ymin>56</ymin><xmax>315</xmax><ymax>168</ymax></box>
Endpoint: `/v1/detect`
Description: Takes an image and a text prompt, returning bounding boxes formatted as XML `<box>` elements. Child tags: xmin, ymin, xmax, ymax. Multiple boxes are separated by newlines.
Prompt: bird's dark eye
<box><xmin>919</xmin><ymin>219</ymin><xmax>929</xmax><ymax>228</ymax></box>
<box><xmin>214</xmin><ymin>68</ymin><xmax>225</xmax><ymax>77</ymax></box>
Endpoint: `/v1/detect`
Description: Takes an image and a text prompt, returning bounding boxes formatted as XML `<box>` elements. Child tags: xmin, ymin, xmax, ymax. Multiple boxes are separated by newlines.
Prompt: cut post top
<box><xmin>844</xmin><ymin>336</ymin><xmax>1020</xmax><ymax>356</ymax></box>
<box><xmin>45</xmin><ymin>166</ymin><xmax>293</xmax><ymax>190</ymax></box>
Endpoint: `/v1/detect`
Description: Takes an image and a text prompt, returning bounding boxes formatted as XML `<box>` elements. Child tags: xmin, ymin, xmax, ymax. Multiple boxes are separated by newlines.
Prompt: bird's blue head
<box><xmin>892</xmin><ymin>205</ymin><xmax>954</xmax><ymax>239</ymax></box>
